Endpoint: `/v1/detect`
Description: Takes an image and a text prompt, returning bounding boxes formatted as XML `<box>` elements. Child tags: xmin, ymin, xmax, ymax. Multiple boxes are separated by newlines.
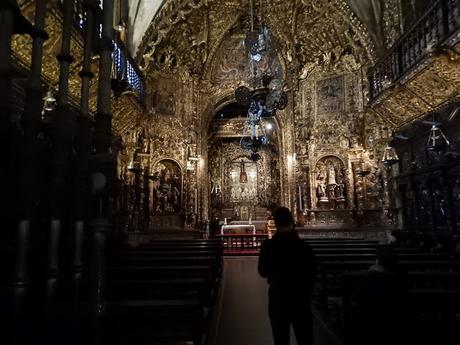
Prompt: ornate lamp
<box><xmin>382</xmin><ymin>146</ymin><xmax>399</xmax><ymax>166</ymax></box>
<box><xmin>128</xmin><ymin>152</ymin><xmax>142</xmax><ymax>173</ymax></box>
<box><xmin>426</xmin><ymin>124</ymin><xmax>450</xmax><ymax>152</ymax></box>
<box><xmin>234</xmin><ymin>0</ymin><xmax>286</xmax><ymax>161</ymax></box>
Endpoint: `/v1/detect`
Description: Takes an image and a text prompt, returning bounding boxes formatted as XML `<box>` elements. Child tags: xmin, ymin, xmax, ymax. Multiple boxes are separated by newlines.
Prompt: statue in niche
<box><xmin>315</xmin><ymin>156</ymin><xmax>347</xmax><ymax>208</ymax></box>
<box><xmin>335</xmin><ymin>173</ymin><xmax>346</xmax><ymax>202</ymax></box>
<box><xmin>327</xmin><ymin>163</ymin><xmax>337</xmax><ymax>185</ymax></box>
<box><xmin>317</xmin><ymin>179</ymin><xmax>328</xmax><ymax>203</ymax></box>
<box><xmin>152</xmin><ymin>160</ymin><xmax>182</xmax><ymax>213</ymax></box>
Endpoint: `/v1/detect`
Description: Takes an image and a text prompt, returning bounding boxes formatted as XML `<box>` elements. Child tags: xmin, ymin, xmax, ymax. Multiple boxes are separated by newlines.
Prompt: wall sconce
<box><xmin>128</xmin><ymin>152</ymin><xmax>141</xmax><ymax>173</ymax></box>
<box><xmin>114</xmin><ymin>19</ymin><xmax>126</xmax><ymax>32</ymax></box>
<box><xmin>187</xmin><ymin>155</ymin><xmax>200</xmax><ymax>171</ymax></box>
<box><xmin>186</xmin><ymin>160</ymin><xmax>195</xmax><ymax>171</ymax></box>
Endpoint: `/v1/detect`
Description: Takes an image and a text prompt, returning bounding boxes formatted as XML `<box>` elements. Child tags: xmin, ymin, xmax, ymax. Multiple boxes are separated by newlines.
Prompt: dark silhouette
<box><xmin>353</xmin><ymin>246</ymin><xmax>410</xmax><ymax>345</ymax></box>
<box><xmin>258</xmin><ymin>207</ymin><xmax>315</xmax><ymax>345</ymax></box>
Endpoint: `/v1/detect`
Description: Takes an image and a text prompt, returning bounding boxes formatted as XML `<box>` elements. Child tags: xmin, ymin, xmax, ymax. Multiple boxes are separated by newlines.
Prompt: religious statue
<box><xmin>335</xmin><ymin>179</ymin><xmax>346</xmax><ymax>202</ymax></box>
<box><xmin>327</xmin><ymin>164</ymin><xmax>337</xmax><ymax>185</ymax></box>
<box><xmin>152</xmin><ymin>160</ymin><xmax>182</xmax><ymax>213</ymax></box>
<box><xmin>317</xmin><ymin>180</ymin><xmax>328</xmax><ymax>204</ymax></box>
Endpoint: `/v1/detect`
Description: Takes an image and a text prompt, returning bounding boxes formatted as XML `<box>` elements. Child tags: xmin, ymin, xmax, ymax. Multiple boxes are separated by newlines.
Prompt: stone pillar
<box><xmin>90</xmin><ymin>0</ymin><xmax>114</xmax><ymax>319</ymax></box>
<box><xmin>48</xmin><ymin>0</ymin><xmax>75</xmax><ymax>298</ymax></box>
<box><xmin>14</xmin><ymin>0</ymin><xmax>48</xmax><ymax>298</ymax></box>
<box><xmin>72</xmin><ymin>0</ymin><xmax>97</xmax><ymax>303</ymax></box>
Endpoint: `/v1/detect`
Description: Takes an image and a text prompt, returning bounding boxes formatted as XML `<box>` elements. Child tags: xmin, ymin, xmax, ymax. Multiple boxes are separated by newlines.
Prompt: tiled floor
<box><xmin>210</xmin><ymin>257</ymin><xmax>341</xmax><ymax>345</ymax></box>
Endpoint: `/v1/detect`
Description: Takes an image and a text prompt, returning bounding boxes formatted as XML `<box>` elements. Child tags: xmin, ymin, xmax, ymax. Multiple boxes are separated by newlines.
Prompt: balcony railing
<box><xmin>112</xmin><ymin>39</ymin><xmax>146</xmax><ymax>104</ymax></box>
<box><xmin>368</xmin><ymin>0</ymin><xmax>460</xmax><ymax>102</ymax></box>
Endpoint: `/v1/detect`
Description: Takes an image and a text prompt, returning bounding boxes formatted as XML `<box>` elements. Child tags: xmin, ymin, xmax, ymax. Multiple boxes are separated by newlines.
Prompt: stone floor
<box><xmin>209</xmin><ymin>257</ymin><xmax>341</xmax><ymax>345</ymax></box>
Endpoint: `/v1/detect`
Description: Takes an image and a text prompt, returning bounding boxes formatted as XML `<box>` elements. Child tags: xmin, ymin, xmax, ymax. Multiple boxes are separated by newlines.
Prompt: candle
<box><xmin>194</xmin><ymin>188</ymin><xmax>198</xmax><ymax>214</ymax></box>
<box><xmin>298</xmin><ymin>185</ymin><xmax>302</xmax><ymax>211</ymax></box>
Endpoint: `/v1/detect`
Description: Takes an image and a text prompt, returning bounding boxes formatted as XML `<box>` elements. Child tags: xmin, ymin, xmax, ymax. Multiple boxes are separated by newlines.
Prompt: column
<box><xmin>48</xmin><ymin>0</ymin><xmax>75</xmax><ymax>298</ymax></box>
<box><xmin>72</xmin><ymin>0</ymin><xmax>97</xmax><ymax>303</ymax></box>
<box><xmin>14</xmin><ymin>0</ymin><xmax>48</xmax><ymax>299</ymax></box>
<box><xmin>90</xmin><ymin>0</ymin><xmax>114</xmax><ymax>318</ymax></box>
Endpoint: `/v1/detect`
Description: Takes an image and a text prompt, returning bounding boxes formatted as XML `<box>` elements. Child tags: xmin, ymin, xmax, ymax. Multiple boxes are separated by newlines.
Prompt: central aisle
<box><xmin>211</xmin><ymin>257</ymin><xmax>341</xmax><ymax>345</ymax></box>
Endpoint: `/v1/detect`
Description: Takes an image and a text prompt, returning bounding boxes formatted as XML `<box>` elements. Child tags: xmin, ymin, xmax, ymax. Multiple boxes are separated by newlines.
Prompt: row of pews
<box><xmin>306</xmin><ymin>237</ymin><xmax>460</xmax><ymax>345</ymax></box>
<box><xmin>104</xmin><ymin>239</ymin><xmax>223</xmax><ymax>345</ymax></box>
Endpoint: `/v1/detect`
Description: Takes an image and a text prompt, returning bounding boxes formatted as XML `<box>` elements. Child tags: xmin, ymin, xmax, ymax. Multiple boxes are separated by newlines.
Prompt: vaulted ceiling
<box><xmin>127</xmin><ymin>0</ymin><xmax>395</xmax><ymax>59</ymax></box>
<box><xmin>132</xmin><ymin>0</ymin><xmax>386</xmax><ymax>82</ymax></box>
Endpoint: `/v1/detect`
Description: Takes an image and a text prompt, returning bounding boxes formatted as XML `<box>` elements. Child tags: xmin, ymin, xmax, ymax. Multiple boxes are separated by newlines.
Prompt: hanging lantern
<box><xmin>239</xmin><ymin>160</ymin><xmax>248</xmax><ymax>183</ymax></box>
<box><xmin>382</xmin><ymin>146</ymin><xmax>399</xmax><ymax>166</ymax></box>
<box><xmin>426</xmin><ymin>124</ymin><xmax>450</xmax><ymax>152</ymax></box>
<box><xmin>42</xmin><ymin>90</ymin><xmax>56</xmax><ymax>112</ymax></box>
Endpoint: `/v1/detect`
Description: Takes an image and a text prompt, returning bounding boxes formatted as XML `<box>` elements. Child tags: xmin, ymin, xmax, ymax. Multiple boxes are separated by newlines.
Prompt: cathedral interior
<box><xmin>1</xmin><ymin>0</ymin><xmax>460</xmax><ymax>344</ymax></box>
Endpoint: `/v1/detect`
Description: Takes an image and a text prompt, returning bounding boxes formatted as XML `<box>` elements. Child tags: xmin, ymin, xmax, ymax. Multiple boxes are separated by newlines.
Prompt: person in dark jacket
<box><xmin>258</xmin><ymin>207</ymin><xmax>315</xmax><ymax>345</ymax></box>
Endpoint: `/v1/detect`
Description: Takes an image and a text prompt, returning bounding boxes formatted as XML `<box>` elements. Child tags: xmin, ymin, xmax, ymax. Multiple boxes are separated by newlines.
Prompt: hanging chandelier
<box><xmin>235</xmin><ymin>0</ymin><xmax>286</xmax><ymax>162</ymax></box>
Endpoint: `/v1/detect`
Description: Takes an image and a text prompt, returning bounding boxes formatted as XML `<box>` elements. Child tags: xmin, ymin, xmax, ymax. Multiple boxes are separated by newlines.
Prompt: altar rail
<box><xmin>218</xmin><ymin>234</ymin><xmax>269</xmax><ymax>255</ymax></box>
<box><xmin>368</xmin><ymin>0</ymin><xmax>460</xmax><ymax>102</ymax></box>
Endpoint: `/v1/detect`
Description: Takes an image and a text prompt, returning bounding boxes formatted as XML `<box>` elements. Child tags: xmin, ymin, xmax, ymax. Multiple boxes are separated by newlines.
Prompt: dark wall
<box><xmin>392</xmin><ymin>102</ymin><xmax>460</xmax><ymax>236</ymax></box>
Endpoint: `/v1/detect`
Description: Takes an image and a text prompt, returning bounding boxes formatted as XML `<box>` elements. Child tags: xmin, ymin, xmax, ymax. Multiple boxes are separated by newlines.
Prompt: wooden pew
<box><xmin>316</xmin><ymin>253</ymin><xmax>453</xmax><ymax>261</ymax></box>
<box><xmin>341</xmin><ymin>271</ymin><xmax>460</xmax><ymax>345</ymax></box>
<box><xmin>314</xmin><ymin>251</ymin><xmax>460</xmax><ymax>321</ymax></box>
<box><xmin>305</xmin><ymin>240</ymin><xmax>380</xmax><ymax>245</ymax></box>
<box><xmin>312</xmin><ymin>247</ymin><xmax>419</xmax><ymax>255</ymax></box>
<box><xmin>104</xmin><ymin>239</ymin><xmax>223</xmax><ymax>345</ymax></box>
<box><xmin>118</xmin><ymin>249</ymin><xmax>222</xmax><ymax>257</ymax></box>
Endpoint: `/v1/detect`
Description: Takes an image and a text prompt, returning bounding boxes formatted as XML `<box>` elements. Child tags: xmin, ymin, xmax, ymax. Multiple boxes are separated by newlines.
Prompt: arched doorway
<box><xmin>207</xmin><ymin>101</ymin><xmax>281</xmax><ymax>223</ymax></box>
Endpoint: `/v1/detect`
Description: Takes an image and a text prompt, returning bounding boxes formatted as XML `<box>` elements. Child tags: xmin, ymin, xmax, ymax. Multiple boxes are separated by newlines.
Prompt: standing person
<box><xmin>258</xmin><ymin>207</ymin><xmax>315</xmax><ymax>345</ymax></box>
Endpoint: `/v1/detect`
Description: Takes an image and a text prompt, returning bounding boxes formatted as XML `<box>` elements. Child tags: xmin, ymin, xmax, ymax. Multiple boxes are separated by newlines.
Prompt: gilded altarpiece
<box><xmin>208</xmin><ymin>141</ymin><xmax>280</xmax><ymax>220</ymax></box>
<box><xmin>295</xmin><ymin>67</ymin><xmax>386</xmax><ymax>226</ymax></box>
<box><xmin>115</xmin><ymin>72</ymin><xmax>202</xmax><ymax>230</ymax></box>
